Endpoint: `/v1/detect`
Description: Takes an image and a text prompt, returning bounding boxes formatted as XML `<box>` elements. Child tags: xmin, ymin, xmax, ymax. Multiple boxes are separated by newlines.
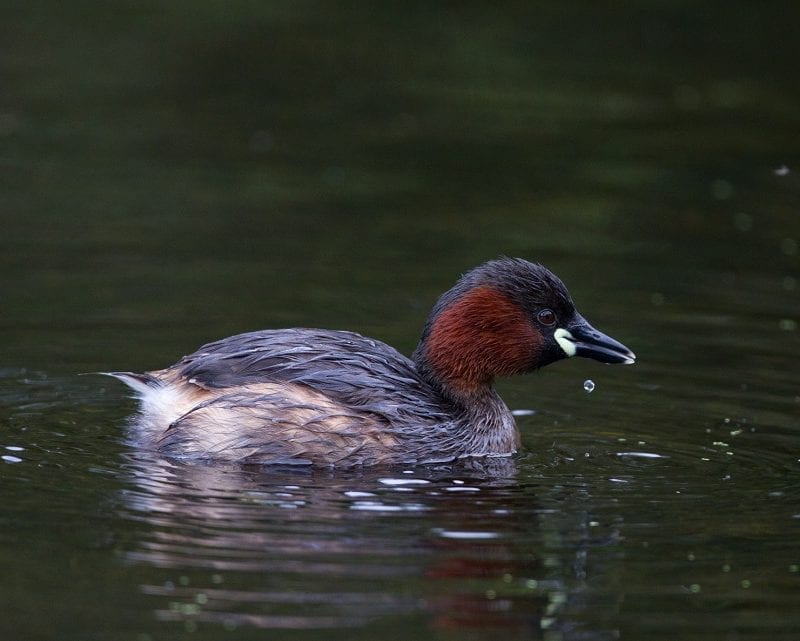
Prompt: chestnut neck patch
<box><xmin>423</xmin><ymin>285</ymin><xmax>542</xmax><ymax>396</ymax></box>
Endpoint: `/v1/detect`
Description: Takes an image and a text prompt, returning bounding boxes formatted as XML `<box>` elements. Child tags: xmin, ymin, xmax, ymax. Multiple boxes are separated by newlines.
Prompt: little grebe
<box><xmin>108</xmin><ymin>258</ymin><xmax>635</xmax><ymax>466</ymax></box>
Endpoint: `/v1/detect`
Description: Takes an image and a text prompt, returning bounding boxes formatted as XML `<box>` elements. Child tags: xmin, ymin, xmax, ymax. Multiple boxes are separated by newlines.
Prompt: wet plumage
<box><xmin>108</xmin><ymin>258</ymin><xmax>635</xmax><ymax>466</ymax></box>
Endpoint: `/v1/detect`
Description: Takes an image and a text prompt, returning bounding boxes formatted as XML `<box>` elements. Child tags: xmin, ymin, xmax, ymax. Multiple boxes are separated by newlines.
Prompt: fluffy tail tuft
<box><xmin>99</xmin><ymin>371</ymin><xmax>163</xmax><ymax>397</ymax></box>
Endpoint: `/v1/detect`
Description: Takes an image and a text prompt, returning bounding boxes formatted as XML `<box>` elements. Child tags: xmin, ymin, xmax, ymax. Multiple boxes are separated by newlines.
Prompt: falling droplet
<box><xmin>583</xmin><ymin>379</ymin><xmax>595</xmax><ymax>393</ymax></box>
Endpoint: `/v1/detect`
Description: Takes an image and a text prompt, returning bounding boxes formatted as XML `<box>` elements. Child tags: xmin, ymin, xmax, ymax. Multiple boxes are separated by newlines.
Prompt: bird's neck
<box><xmin>413</xmin><ymin>285</ymin><xmax>541</xmax><ymax>400</ymax></box>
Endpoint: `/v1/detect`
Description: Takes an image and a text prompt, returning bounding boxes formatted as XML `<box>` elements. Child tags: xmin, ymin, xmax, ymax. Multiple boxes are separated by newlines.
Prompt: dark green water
<box><xmin>2</xmin><ymin>2</ymin><xmax>799</xmax><ymax>639</ymax></box>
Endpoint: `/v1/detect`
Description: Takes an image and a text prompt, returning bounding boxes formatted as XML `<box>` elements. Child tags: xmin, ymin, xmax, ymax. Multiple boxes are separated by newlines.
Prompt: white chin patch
<box><xmin>554</xmin><ymin>328</ymin><xmax>577</xmax><ymax>357</ymax></box>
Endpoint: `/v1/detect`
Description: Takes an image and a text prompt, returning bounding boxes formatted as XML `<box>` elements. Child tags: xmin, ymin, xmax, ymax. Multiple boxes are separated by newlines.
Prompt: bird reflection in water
<box><xmin>118</xmin><ymin>451</ymin><xmax>613</xmax><ymax>638</ymax></box>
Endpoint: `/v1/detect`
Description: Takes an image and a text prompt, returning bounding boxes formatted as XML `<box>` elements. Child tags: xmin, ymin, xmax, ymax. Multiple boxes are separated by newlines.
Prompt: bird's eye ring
<box><xmin>537</xmin><ymin>309</ymin><xmax>557</xmax><ymax>326</ymax></box>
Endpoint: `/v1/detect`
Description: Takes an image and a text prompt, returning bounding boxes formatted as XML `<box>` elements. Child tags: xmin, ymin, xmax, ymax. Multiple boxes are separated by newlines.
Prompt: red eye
<box><xmin>537</xmin><ymin>309</ymin><xmax>556</xmax><ymax>326</ymax></box>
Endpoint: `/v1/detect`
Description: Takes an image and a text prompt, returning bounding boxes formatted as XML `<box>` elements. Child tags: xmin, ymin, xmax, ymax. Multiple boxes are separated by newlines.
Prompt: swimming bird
<box><xmin>107</xmin><ymin>257</ymin><xmax>635</xmax><ymax>466</ymax></box>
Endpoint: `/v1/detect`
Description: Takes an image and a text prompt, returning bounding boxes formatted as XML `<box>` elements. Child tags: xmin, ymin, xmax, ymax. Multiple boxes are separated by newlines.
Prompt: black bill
<box><xmin>554</xmin><ymin>317</ymin><xmax>636</xmax><ymax>365</ymax></box>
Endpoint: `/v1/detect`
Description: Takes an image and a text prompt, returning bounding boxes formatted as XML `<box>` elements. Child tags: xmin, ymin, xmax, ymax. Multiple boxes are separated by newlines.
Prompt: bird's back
<box><xmin>127</xmin><ymin>329</ymin><xmax>460</xmax><ymax>465</ymax></box>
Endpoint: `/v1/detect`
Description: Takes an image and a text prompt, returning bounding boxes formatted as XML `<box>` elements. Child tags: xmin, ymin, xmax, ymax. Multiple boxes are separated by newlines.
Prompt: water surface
<box><xmin>1</xmin><ymin>2</ymin><xmax>799</xmax><ymax>640</ymax></box>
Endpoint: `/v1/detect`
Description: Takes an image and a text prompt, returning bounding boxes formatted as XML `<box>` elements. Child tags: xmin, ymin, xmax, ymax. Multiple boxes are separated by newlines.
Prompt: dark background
<box><xmin>1</xmin><ymin>2</ymin><xmax>798</xmax><ymax>640</ymax></box>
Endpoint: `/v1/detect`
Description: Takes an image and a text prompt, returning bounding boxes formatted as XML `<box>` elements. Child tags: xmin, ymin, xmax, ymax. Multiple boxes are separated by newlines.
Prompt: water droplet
<box><xmin>583</xmin><ymin>379</ymin><xmax>595</xmax><ymax>393</ymax></box>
